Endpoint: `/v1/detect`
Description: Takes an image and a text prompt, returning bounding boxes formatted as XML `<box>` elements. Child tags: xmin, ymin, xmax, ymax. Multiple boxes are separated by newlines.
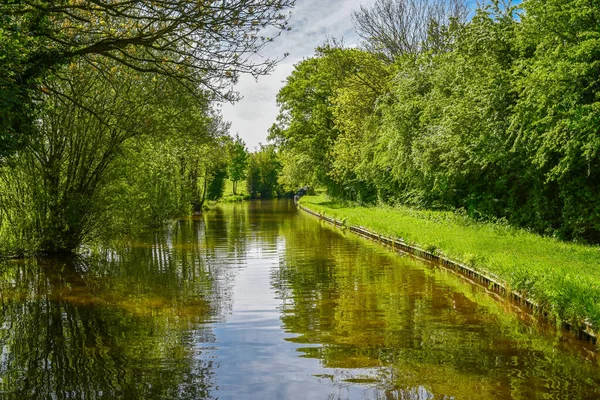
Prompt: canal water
<box><xmin>1</xmin><ymin>200</ymin><xmax>599</xmax><ymax>399</ymax></box>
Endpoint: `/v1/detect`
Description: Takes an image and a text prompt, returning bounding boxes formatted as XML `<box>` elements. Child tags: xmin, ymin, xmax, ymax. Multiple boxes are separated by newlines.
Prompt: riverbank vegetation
<box><xmin>299</xmin><ymin>194</ymin><xmax>600</xmax><ymax>331</ymax></box>
<box><xmin>0</xmin><ymin>0</ymin><xmax>294</xmax><ymax>255</ymax></box>
<box><xmin>271</xmin><ymin>0</ymin><xmax>600</xmax><ymax>243</ymax></box>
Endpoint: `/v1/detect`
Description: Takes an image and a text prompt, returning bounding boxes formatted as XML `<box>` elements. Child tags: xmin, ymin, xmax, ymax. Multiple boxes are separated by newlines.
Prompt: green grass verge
<box><xmin>220</xmin><ymin>179</ymin><xmax>250</xmax><ymax>202</ymax></box>
<box><xmin>299</xmin><ymin>194</ymin><xmax>600</xmax><ymax>332</ymax></box>
<box><xmin>223</xmin><ymin>179</ymin><xmax>247</xmax><ymax>197</ymax></box>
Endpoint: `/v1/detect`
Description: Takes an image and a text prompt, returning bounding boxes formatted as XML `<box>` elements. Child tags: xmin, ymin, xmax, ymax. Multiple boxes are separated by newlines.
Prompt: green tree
<box><xmin>246</xmin><ymin>145</ymin><xmax>282</xmax><ymax>199</ymax></box>
<box><xmin>511</xmin><ymin>0</ymin><xmax>600</xmax><ymax>240</ymax></box>
<box><xmin>182</xmin><ymin>118</ymin><xmax>231</xmax><ymax>212</ymax></box>
<box><xmin>270</xmin><ymin>44</ymin><xmax>389</xmax><ymax>197</ymax></box>
<box><xmin>0</xmin><ymin>60</ymin><xmax>213</xmax><ymax>254</ymax></box>
<box><xmin>227</xmin><ymin>134</ymin><xmax>248</xmax><ymax>195</ymax></box>
<box><xmin>0</xmin><ymin>0</ymin><xmax>294</xmax><ymax>159</ymax></box>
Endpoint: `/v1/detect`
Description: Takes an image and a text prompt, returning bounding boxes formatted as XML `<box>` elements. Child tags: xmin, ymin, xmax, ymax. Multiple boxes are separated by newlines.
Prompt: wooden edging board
<box><xmin>297</xmin><ymin>203</ymin><xmax>597</xmax><ymax>344</ymax></box>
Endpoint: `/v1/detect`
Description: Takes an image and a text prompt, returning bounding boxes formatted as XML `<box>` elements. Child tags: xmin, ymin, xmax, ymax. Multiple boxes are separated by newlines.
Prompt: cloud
<box><xmin>221</xmin><ymin>0</ymin><xmax>374</xmax><ymax>151</ymax></box>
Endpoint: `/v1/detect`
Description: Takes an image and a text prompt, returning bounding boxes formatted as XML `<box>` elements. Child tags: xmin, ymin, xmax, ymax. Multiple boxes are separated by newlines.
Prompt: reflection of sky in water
<box><xmin>203</xmin><ymin>212</ymin><xmax>396</xmax><ymax>399</ymax></box>
<box><xmin>210</xmin><ymin>240</ymin><xmax>366</xmax><ymax>398</ymax></box>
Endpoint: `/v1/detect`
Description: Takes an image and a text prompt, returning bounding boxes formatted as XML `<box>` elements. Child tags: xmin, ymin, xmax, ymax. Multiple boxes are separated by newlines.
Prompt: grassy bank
<box><xmin>299</xmin><ymin>194</ymin><xmax>600</xmax><ymax>333</ymax></box>
<box><xmin>220</xmin><ymin>179</ymin><xmax>249</xmax><ymax>202</ymax></box>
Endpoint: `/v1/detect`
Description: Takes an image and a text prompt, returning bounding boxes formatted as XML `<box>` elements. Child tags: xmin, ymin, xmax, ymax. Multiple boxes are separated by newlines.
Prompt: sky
<box><xmin>220</xmin><ymin>0</ymin><xmax>375</xmax><ymax>151</ymax></box>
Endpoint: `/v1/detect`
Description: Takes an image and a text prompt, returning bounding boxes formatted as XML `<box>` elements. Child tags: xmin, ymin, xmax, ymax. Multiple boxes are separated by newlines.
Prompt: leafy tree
<box><xmin>372</xmin><ymin>2</ymin><xmax>521</xmax><ymax>209</ymax></box>
<box><xmin>227</xmin><ymin>134</ymin><xmax>248</xmax><ymax>195</ymax></box>
<box><xmin>0</xmin><ymin>60</ymin><xmax>214</xmax><ymax>253</ymax></box>
<box><xmin>511</xmin><ymin>0</ymin><xmax>600</xmax><ymax>240</ymax></box>
<box><xmin>246</xmin><ymin>145</ymin><xmax>282</xmax><ymax>199</ymax></box>
<box><xmin>277</xmin><ymin>149</ymin><xmax>317</xmax><ymax>193</ymax></box>
<box><xmin>0</xmin><ymin>0</ymin><xmax>294</xmax><ymax>159</ymax></box>
<box><xmin>270</xmin><ymin>45</ymin><xmax>388</xmax><ymax>196</ymax></box>
<box><xmin>328</xmin><ymin>48</ymin><xmax>391</xmax><ymax>202</ymax></box>
<box><xmin>268</xmin><ymin>53</ymin><xmax>337</xmax><ymax>190</ymax></box>
<box><xmin>206</xmin><ymin>169</ymin><xmax>228</xmax><ymax>201</ymax></box>
<box><xmin>273</xmin><ymin>0</ymin><xmax>600</xmax><ymax>242</ymax></box>
<box><xmin>182</xmin><ymin>118</ymin><xmax>231</xmax><ymax>212</ymax></box>
<box><xmin>203</xmin><ymin>135</ymin><xmax>230</xmax><ymax>202</ymax></box>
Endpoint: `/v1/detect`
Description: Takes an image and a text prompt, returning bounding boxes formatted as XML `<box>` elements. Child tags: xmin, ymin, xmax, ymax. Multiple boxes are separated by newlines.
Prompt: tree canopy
<box><xmin>272</xmin><ymin>0</ymin><xmax>600</xmax><ymax>242</ymax></box>
<box><xmin>0</xmin><ymin>0</ymin><xmax>295</xmax><ymax>254</ymax></box>
<box><xmin>0</xmin><ymin>0</ymin><xmax>294</xmax><ymax>158</ymax></box>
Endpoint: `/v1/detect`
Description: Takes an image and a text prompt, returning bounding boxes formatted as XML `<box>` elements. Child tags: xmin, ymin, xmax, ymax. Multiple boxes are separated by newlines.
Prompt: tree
<box><xmin>352</xmin><ymin>0</ymin><xmax>468</xmax><ymax>62</ymax></box>
<box><xmin>0</xmin><ymin>0</ymin><xmax>294</xmax><ymax>159</ymax></box>
<box><xmin>246</xmin><ymin>145</ymin><xmax>282</xmax><ymax>199</ymax></box>
<box><xmin>510</xmin><ymin>0</ymin><xmax>600</xmax><ymax>241</ymax></box>
<box><xmin>270</xmin><ymin>44</ymin><xmax>390</xmax><ymax>198</ymax></box>
<box><xmin>227</xmin><ymin>134</ymin><xmax>248</xmax><ymax>195</ymax></box>
<box><xmin>182</xmin><ymin>117</ymin><xmax>231</xmax><ymax>212</ymax></box>
<box><xmin>0</xmin><ymin>59</ymin><xmax>215</xmax><ymax>253</ymax></box>
<box><xmin>328</xmin><ymin>48</ymin><xmax>391</xmax><ymax>202</ymax></box>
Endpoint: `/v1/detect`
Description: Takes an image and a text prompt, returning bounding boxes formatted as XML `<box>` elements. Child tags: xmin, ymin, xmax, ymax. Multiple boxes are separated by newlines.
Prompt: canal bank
<box><xmin>298</xmin><ymin>195</ymin><xmax>600</xmax><ymax>343</ymax></box>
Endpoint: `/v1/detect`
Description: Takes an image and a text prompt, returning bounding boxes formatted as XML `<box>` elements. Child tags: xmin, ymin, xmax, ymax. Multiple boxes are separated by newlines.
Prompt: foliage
<box><xmin>0</xmin><ymin>0</ymin><xmax>294</xmax><ymax>158</ymax></box>
<box><xmin>270</xmin><ymin>45</ymin><xmax>390</xmax><ymax>198</ymax></box>
<box><xmin>227</xmin><ymin>134</ymin><xmax>248</xmax><ymax>195</ymax></box>
<box><xmin>246</xmin><ymin>145</ymin><xmax>283</xmax><ymax>199</ymax></box>
<box><xmin>273</xmin><ymin>0</ymin><xmax>600</xmax><ymax>241</ymax></box>
<box><xmin>0</xmin><ymin>0</ymin><xmax>294</xmax><ymax>255</ymax></box>
<box><xmin>0</xmin><ymin>59</ymin><xmax>223</xmax><ymax>254</ymax></box>
<box><xmin>206</xmin><ymin>168</ymin><xmax>228</xmax><ymax>202</ymax></box>
<box><xmin>510</xmin><ymin>0</ymin><xmax>600</xmax><ymax>241</ymax></box>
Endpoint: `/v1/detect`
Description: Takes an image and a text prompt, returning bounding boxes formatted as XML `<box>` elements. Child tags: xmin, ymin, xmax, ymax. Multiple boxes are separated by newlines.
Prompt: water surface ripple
<box><xmin>0</xmin><ymin>200</ymin><xmax>599</xmax><ymax>399</ymax></box>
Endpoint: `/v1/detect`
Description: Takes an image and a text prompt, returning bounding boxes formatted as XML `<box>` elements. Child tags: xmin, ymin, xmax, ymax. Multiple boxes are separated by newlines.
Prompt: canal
<box><xmin>1</xmin><ymin>200</ymin><xmax>599</xmax><ymax>399</ymax></box>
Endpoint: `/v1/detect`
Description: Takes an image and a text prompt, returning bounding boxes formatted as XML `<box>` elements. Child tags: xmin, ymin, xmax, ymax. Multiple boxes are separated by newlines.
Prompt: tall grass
<box><xmin>299</xmin><ymin>195</ymin><xmax>600</xmax><ymax>331</ymax></box>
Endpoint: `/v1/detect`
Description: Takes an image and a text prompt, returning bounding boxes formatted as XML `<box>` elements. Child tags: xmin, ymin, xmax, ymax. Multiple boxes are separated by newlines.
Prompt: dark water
<box><xmin>1</xmin><ymin>200</ymin><xmax>599</xmax><ymax>399</ymax></box>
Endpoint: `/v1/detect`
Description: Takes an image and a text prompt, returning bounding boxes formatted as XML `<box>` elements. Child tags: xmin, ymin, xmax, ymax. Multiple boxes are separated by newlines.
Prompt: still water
<box><xmin>1</xmin><ymin>200</ymin><xmax>599</xmax><ymax>399</ymax></box>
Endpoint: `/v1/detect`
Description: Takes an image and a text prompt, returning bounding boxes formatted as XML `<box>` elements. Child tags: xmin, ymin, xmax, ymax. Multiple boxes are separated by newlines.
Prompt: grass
<box><xmin>299</xmin><ymin>194</ymin><xmax>600</xmax><ymax>332</ymax></box>
<box><xmin>220</xmin><ymin>179</ymin><xmax>249</xmax><ymax>202</ymax></box>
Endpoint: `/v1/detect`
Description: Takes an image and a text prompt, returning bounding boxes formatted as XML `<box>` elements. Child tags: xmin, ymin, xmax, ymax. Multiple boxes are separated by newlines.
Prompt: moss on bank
<box><xmin>299</xmin><ymin>194</ymin><xmax>600</xmax><ymax>333</ymax></box>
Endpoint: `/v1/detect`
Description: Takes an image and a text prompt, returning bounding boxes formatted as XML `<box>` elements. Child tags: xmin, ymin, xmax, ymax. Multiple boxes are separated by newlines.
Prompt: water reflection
<box><xmin>273</xmin><ymin>203</ymin><xmax>600</xmax><ymax>399</ymax></box>
<box><xmin>0</xmin><ymin>218</ymin><xmax>225</xmax><ymax>399</ymax></box>
<box><xmin>0</xmin><ymin>200</ymin><xmax>598</xmax><ymax>399</ymax></box>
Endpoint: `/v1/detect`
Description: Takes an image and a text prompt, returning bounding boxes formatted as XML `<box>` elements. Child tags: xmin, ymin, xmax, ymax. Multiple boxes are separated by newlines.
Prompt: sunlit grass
<box><xmin>221</xmin><ymin>179</ymin><xmax>250</xmax><ymax>202</ymax></box>
<box><xmin>299</xmin><ymin>194</ymin><xmax>600</xmax><ymax>331</ymax></box>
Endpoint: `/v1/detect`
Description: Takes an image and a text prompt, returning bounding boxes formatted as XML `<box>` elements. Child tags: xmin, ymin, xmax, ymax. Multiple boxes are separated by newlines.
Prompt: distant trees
<box><xmin>246</xmin><ymin>145</ymin><xmax>283</xmax><ymax>199</ymax></box>
<box><xmin>227</xmin><ymin>134</ymin><xmax>249</xmax><ymax>196</ymax></box>
<box><xmin>272</xmin><ymin>0</ymin><xmax>600</xmax><ymax>242</ymax></box>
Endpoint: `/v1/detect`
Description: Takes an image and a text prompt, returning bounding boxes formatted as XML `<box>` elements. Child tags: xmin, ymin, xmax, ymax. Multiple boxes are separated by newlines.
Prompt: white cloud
<box><xmin>220</xmin><ymin>0</ymin><xmax>374</xmax><ymax>151</ymax></box>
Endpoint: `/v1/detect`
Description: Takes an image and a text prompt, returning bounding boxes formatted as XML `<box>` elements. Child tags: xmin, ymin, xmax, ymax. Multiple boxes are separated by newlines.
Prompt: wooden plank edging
<box><xmin>297</xmin><ymin>203</ymin><xmax>597</xmax><ymax>344</ymax></box>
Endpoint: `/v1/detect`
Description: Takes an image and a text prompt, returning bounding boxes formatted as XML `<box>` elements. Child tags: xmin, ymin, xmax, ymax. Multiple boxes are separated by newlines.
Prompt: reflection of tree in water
<box><xmin>206</xmin><ymin>199</ymin><xmax>297</xmax><ymax>250</ymax></box>
<box><xmin>274</xmin><ymin>215</ymin><xmax>600</xmax><ymax>399</ymax></box>
<box><xmin>0</xmin><ymin>214</ymin><xmax>247</xmax><ymax>399</ymax></box>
